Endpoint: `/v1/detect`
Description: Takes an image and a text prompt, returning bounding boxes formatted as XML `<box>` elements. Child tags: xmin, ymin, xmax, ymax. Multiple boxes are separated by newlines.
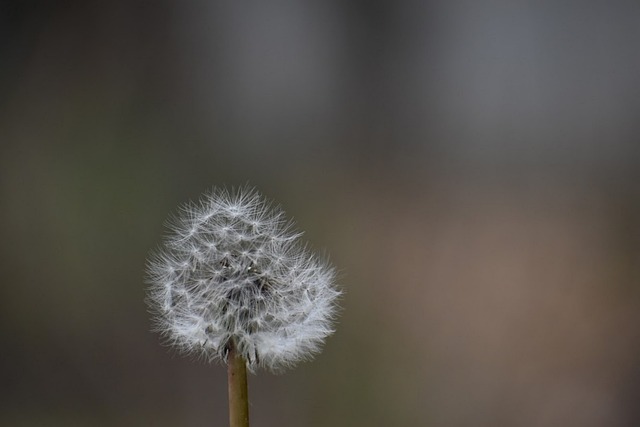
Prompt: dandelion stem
<box><xmin>227</xmin><ymin>342</ymin><xmax>250</xmax><ymax>427</ymax></box>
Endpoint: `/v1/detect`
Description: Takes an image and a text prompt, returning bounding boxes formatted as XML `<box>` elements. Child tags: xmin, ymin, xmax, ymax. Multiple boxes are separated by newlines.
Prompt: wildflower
<box><xmin>146</xmin><ymin>187</ymin><xmax>340</xmax><ymax>372</ymax></box>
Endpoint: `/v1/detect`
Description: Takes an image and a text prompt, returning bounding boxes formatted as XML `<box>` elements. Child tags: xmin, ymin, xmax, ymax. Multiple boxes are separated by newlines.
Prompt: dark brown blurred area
<box><xmin>1</xmin><ymin>1</ymin><xmax>640</xmax><ymax>426</ymax></box>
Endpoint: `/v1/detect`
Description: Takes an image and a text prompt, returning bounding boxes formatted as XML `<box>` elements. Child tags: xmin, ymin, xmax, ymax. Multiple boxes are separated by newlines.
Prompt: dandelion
<box><xmin>146</xmin><ymin>186</ymin><xmax>340</xmax><ymax>427</ymax></box>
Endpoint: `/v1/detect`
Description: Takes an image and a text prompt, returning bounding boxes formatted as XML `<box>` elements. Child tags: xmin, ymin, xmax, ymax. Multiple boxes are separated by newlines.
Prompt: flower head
<box><xmin>146</xmin><ymin>187</ymin><xmax>340</xmax><ymax>372</ymax></box>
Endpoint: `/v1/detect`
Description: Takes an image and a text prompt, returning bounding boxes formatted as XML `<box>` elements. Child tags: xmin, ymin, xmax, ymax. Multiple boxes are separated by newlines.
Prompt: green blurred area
<box><xmin>1</xmin><ymin>2</ymin><xmax>640</xmax><ymax>426</ymax></box>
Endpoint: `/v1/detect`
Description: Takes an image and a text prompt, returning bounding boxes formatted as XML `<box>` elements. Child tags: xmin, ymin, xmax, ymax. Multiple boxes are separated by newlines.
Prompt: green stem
<box><xmin>227</xmin><ymin>343</ymin><xmax>249</xmax><ymax>427</ymax></box>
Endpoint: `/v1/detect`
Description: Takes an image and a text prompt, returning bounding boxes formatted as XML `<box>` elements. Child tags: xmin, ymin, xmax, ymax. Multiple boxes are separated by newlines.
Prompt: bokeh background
<box><xmin>2</xmin><ymin>1</ymin><xmax>640</xmax><ymax>426</ymax></box>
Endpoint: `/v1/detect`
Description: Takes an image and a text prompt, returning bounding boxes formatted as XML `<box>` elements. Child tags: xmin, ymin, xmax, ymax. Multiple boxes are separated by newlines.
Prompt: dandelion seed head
<box><xmin>146</xmin><ymin>187</ymin><xmax>340</xmax><ymax>372</ymax></box>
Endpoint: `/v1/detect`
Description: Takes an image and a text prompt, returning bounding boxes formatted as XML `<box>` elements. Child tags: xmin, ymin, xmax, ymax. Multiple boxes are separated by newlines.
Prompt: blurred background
<box><xmin>1</xmin><ymin>1</ymin><xmax>640</xmax><ymax>426</ymax></box>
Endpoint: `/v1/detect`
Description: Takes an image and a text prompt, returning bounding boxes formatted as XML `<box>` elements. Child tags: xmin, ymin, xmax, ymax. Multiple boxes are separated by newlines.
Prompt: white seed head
<box><xmin>146</xmin><ymin>187</ymin><xmax>340</xmax><ymax>372</ymax></box>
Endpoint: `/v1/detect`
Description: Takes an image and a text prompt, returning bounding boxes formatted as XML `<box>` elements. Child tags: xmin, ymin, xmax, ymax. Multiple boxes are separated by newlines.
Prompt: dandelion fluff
<box><xmin>146</xmin><ymin>187</ymin><xmax>340</xmax><ymax>372</ymax></box>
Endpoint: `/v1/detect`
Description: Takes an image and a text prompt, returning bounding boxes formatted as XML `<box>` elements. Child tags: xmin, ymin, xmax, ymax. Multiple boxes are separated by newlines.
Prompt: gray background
<box><xmin>2</xmin><ymin>1</ymin><xmax>640</xmax><ymax>426</ymax></box>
